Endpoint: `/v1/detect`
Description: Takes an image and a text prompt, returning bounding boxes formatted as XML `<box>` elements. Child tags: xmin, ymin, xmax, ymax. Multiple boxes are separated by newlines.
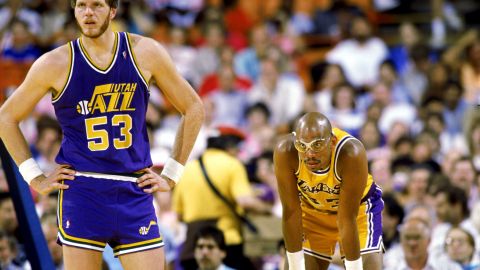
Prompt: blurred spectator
<box><xmin>0</xmin><ymin>0</ymin><xmax>41</xmax><ymax>38</ymax></box>
<box><xmin>382</xmin><ymin>193</ymin><xmax>405</xmax><ymax>250</ymax></box>
<box><xmin>358</xmin><ymin>120</ymin><xmax>386</xmax><ymax>161</ymax></box>
<box><xmin>1</xmin><ymin>19</ymin><xmax>41</xmax><ymax>62</ymax></box>
<box><xmin>166</xmin><ymin>26</ymin><xmax>197</xmax><ymax>84</ymax></box>
<box><xmin>378</xmin><ymin>60</ymin><xmax>410</xmax><ymax>104</ymax></box>
<box><xmin>38</xmin><ymin>0</ymin><xmax>70</xmax><ymax>46</ymax></box>
<box><xmin>442</xmin><ymin>80</ymin><xmax>470</xmax><ymax>136</ymax></box>
<box><xmin>390</xmin><ymin>217</ymin><xmax>461</xmax><ymax>270</ymax></box>
<box><xmin>442</xmin><ymin>29</ymin><xmax>479</xmax><ymax>104</ymax></box>
<box><xmin>233</xmin><ymin>24</ymin><xmax>271</xmax><ymax>81</ymax></box>
<box><xmin>423</xmin><ymin>112</ymin><xmax>468</xmax><ymax>155</ymax></box>
<box><xmin>410</xmin><ymin>131</ymin><xmax>442</xmax><ymax>173</ymax></box>
<box><xmin>36</xmin><ymin>191</ymin><xmax>58</xmax><ymax>219</ymax></box>
<box><xmin>308</xmin><ymin>63</ymin><xmax>347</xmax><ymax>114</ymax></box>
<box><xmin>239</xmin><ymin>102</ymin><xmax>275</xmax><ymax>162</ymax></box>
<box><xmin>0</xmin><ymin>193</ymin><xmax>26</xmax><ymax>268</ymax></box>
<box><xmin>191</xmin><ymin>22</ymin><xmax>225</xmax><ymax>87</ymax></box>
<box><xmin>397</xmin><ymin>164</ymin><xmax>434</xmax><ymax>213</ymax></box>
<box><xmin>326</xmin><ymin>83</ymin><xmax>364</xmax><ymax>134</ymax></box>
<box><xmin>0</xmin><ymin>230</ymin><xmax>26</xmax><ymax>270</ymax></box>
<box><xmin>325</xmin><ymin>15</ymin><xmax>388</xmax><ymax>89</ymax></box>
<box><xmin>206</xmin><ymin>65</ymin><xmax>249</xmax><ymax>127</ymax></box>
<box><xmin>449</xmin><ymin>156</ymin><xmax>478</xmax><ymax>209</ymax></box>
<box><xmin>370</xmin><ymin>158</ymin><xmax>393</xmax><ymax>192</ymax></box>
<box><xmin>401</xmin><ymin>44</ymin><xmax>432</xmax><ymax>106</ymax></box>
<box><xmin>363</xmin><ymin>81</ymin><xmax>416</xmax><ymax>136</ymax></box>
<box><xmin>466</xmin><ymin>120</ymin><xmax>480</xmax><ymax>171</ymax></box>
<box><xmin>29</xmin><ymin>114</ymin><xmax>62</xmax><ymax>173</ymax></box>
<box><xmin>431</xmin><ymin>185</ymin><xmax>477</xmax><ymax>260</ymax></box>
<box><xmin>194</xmin><ymin>226</ymin><xmax>235</xmax><ymax>270</ymax></box>
<box><xmin>224</xmin><ymin>0</ymin><xmax>258</xmax><ymax>51</ymax></box>
<box><xmin>198</xmin><ymin>46</ymin><xmax>252</xmax><ymax>97</ymax></box>
<box><xmin>445</xmin><ymin>227</ymin><xmax>480</xmax><ymax>270</ymax></box>
<box><xmin>388</xmin><ymin>22</ymin><xmax>422</xmax><ymax>77</ymax></box>
<box><xmin>248</xmin><ymin>57</ymin><xmax>305</xmax><ymax>130</ymax></box>
<box><xmin>41</xmin><ymin>214</ymin><xmax>63</xmax><ymax>270</ymax></box>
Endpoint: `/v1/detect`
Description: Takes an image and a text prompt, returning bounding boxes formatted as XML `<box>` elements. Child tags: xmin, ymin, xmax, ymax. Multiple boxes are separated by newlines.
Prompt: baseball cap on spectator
<box><xmin>207</xmin><ymin>125</ymin><xmax>246</xmax><ymax>151</ymax></box>
<box><xmin>208</xmin><ymin>125</ymin><xmax>246</xmax><ymax>140</ymax></box>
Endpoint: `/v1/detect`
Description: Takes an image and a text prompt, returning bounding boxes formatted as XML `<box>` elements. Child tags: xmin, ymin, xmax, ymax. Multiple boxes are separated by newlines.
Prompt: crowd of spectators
<box><xmin>1</xmin><ymin>0</ymin><xmax>480</xmax><ymax>269</ymax></box>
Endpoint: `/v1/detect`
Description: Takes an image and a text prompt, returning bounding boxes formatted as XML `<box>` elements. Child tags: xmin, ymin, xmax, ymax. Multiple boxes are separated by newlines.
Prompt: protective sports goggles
<box><xmin>292</xmin><ymin>132</ymin><xmax>332</xmax><ymax>153</ymax></box>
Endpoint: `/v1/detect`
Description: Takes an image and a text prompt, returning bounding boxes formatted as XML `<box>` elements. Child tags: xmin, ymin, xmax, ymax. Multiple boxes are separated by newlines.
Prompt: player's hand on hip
<box><xmin>30</xmin><ymin>165</ymin><xmax>75</xmax><ymax>195</ymax></box>
<box><xmin>137</xmin><ymin>167</ymin><xmax>173</xmax><ymax>193</ymax></box>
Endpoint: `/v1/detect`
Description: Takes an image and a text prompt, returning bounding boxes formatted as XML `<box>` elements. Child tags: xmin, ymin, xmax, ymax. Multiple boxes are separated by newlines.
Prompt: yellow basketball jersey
<box><xmin>295</xmin><ymin>128</ymin><xmax>373</xmax><ymax>215</ymax></box>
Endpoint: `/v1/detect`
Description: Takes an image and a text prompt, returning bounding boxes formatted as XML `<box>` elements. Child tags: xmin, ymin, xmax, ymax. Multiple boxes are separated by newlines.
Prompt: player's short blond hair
<box><xmin>71</xmin><ymin>0</ymin><xmax>119</xmax><ymax>8</ymax></box>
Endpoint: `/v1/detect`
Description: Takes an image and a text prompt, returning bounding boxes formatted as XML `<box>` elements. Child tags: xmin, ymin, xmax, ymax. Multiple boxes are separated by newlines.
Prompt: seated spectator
<box><xmin>382</xmin><ymin>193</ymin><xmax>405</xmax><ymax>250</ymax></box>
<box><xmin>1</xmin><ymin>19</ymin><xmax>41</xmax><ymax>62</ymax></box>
<box><xmin>445</xmin><ymin>227</ymin><xmax>480</xmax><ymax>270</ymax></box>
<box><xmin>0</xmin><ymin>229</ymin><xmax>28</xmax><ymax>270</ymax></box>
<box><xmin>41</xmin><ymin>214</ymin><xmax>63</xmax><ymax>270</ymax></box>
<box><xmin>194</xmin><ymin>226</ymin><xmax>236</xmax><ymax>270</ymax></box>
<box><xmin>248</xmin><ymin>57</ymin><xmax>305</xmax><ymax>130</ymax></box>
<box><xmin>205</xmin><ymin>65</ymin><xmax>249</xmax><ymax>127</ymax></box>
<box><xmin>326</xmin><ymin>83</ymin><xmax>364</xmax><ymax>134</ymax></box>
<box><xmin>325</xmin><ymin>15</ymin><xmax>388</xmax><ymax>89</ymax></box>
<box><xmin>390</xmin><ymin>217</ymin><xmax>461</xmax><ymax>270</ymax></box>
<box><xmin>308</xmin><ymin>63</ymin><xmax>347</xmax><ymax>114</ymax></box>
<box><xmin>239</xmin><ymin>102</ymin><xmax>275</xmax><ymax>162</ymax></box>
<box><xmin>198</xmin><ymin>46</ymin><xmax>252</xmax><ymax>97</ymax></box>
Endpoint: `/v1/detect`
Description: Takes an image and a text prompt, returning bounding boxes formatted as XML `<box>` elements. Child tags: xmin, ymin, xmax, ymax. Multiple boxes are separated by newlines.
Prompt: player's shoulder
<box><xmin>35</xmin><ymin>44</ymin><xmax>71</xmax><ymax>70</ymax></box>
<box><xmin>28</xmin><ymin>44</ymin><xmax>71</xmax><ymax>79</ymax></box>
<box><xmin>127</xmin><ymin>33</ymin><xmax>164</xmax><ymax>52</ymax></box>
<box><xmin>274</xmin><ymin>133</ymin><xmax>296</xmax><ymax>156</ymax></box>
<box><xmin>337</xmin><ymin>136</ymin><xmax>366</xmax><ymax>159</ymax></box>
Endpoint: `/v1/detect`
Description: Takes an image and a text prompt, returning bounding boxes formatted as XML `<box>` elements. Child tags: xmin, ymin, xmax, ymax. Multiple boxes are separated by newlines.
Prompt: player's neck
<box><xmin>81</xmin><ymin>30</ymin><xmax>116</xmax><ymax>55</ymax></box>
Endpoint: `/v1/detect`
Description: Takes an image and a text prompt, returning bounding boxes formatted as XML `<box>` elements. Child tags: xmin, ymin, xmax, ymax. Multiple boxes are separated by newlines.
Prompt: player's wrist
<box><xmin>18</xmin><ymin>158</ymin><xmax>44</xmax><ymax>185</ymax></box>
<box><xmin>344</xmin><ymin>257</ymin><xmax>363</xmax><ymax>270</ymax></box>
<box><xmin>286</xmin><ymin>250</ymin><xmax>305</xmax><ymax>270</ymax></box>
<box><xmin>160</xmin><ymin>158</ymin><xmax>184</xmax><ymax>184</ymax></box>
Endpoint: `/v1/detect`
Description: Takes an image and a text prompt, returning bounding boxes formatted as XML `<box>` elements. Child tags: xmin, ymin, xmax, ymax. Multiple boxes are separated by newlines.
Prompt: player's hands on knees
<box><xmin>30</xmin><ymin>165</ymin><xmax>75</xmax><ymax>195</ymax></box>
<box><xmin>137</xmin><ymin>167</ymin><xmax>173</xmax><ymax>193</ymax></box>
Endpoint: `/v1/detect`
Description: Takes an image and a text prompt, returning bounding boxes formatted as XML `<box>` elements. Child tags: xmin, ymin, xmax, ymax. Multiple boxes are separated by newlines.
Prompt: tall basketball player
<box><xmin>273</xmin><ymin>112</ymin><xmax>383</xmax><ymax>270</ymax></box>
<box><xmin>0</xmin><ymin>0</ymin><xmax>205</xmax><ymax>269</ymax></box>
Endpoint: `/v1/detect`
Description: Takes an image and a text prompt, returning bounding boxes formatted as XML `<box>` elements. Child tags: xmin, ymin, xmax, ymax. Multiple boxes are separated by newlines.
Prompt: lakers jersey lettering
<box><xmin>296</xmin><ymin>128</ymin><xmax>373</xmax><ymax>214</ymax></box>
<box><xmin>52</xmin><ymin>32</ymin><xmax>152</xmax><ymax>174</ymax></box>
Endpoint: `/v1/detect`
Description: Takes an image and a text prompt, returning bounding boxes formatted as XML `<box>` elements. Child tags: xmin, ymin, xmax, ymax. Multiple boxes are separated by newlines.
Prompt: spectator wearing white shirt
<box><xmin>325</xmin><ymin>15</ymin><xmax>388</xmax><ymax>89</ymax></box>
<box><xmin>248</xmin><ymin>57</ymin><xmax>305</xmax><ymax>129</ymax></box>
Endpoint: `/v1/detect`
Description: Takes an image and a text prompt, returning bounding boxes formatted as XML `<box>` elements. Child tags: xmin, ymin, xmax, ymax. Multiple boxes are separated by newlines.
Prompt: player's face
<box><xmin>74</xmin><ymin>0</ymin><xmax>116</xmax><ymax>38</ymax></box>
<box><xmin>295</xmin><ymin>132</ymin><xmax>334</xmax><ymax>171</ymax></box>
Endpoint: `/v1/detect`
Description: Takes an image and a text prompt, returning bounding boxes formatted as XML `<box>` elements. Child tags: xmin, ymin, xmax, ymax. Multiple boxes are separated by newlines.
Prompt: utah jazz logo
<box><xmin>139</xmin><ymin>220</ymin><xmax>157</xmax><ymax>236</ymax></box>
<box><xmin>77</xmin><ymin>83</ymin><xmax>137</xmax><ymax>115</ymax></box>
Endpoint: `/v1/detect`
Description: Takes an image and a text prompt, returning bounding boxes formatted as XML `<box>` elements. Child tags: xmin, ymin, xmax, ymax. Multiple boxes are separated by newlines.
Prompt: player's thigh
<box><xmin>119</xmin><ymin>247</ymin><xmax>165</xmax><ymax>270</ymax></box>
<box><xmin>63</xmin><ymin>245</ymin><xmax>103</xmax><ymax>270</ymax></box>
<box><xmin>305</xmin><ymin>253</ymin><xmax>330</xmax><ymax>270</ymax></box>
<box><xmin>362</xmin><ymin>251</ymin><xmax>382</xmax><ymax>270</ymax></box>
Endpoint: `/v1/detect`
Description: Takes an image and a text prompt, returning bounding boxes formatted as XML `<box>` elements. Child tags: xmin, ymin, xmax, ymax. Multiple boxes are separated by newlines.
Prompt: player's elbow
<box><xmin>0</xmin><ymin>109</ymin><xmax>18</xmax><ymax>137</ymax></box>
<box><xmin>186</xmin><ymin>98</ymin><xmax>205</xmax><ymax>122</ymax></box>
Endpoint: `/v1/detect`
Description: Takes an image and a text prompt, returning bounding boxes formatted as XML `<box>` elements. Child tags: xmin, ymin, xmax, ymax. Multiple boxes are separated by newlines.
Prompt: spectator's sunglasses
<box><xmin>292</xmin><ymin>132</ymin><xmax>333</xmax><ymax>153</ymax></box>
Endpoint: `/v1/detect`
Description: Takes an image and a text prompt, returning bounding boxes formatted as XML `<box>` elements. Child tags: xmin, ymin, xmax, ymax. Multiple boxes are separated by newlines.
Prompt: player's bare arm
<box><xmin>129</xmin><ymin>34</ymin><xmax>204</xmax><ymax>190</ymax></box>
<box><xmin>336</xmin><ymin>139</ymin><xmax>368</xmax><ymax>261</ymax></box>
<box><xmin>274</xmin><ymin>134</ymin><xmax>303</xmax><ymax>252</ymax></box>
<box><xmin>0</xmin><ymin>45</ymin><xmax>76</xmax><ymax>194</ymax></box>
